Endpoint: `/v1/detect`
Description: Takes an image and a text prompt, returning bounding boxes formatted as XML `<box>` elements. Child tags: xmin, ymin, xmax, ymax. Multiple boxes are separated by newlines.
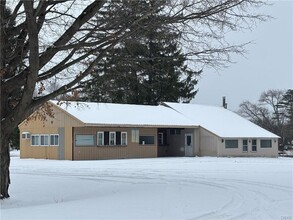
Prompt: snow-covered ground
<box><xmin>1</xmin><ymin>152</ymin><xmax>292</xmax><ymax>220</ymax></box>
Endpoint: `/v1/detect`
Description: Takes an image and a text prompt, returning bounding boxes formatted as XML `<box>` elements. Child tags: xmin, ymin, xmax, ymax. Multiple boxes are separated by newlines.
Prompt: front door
<box><xmin>185</xmin><ymin>134</ymin><xmax>193</xmax><ymax>156</ymax></box>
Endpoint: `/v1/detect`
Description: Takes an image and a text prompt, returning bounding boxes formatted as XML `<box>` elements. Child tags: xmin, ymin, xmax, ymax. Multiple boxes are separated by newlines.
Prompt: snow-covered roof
<box><xmin>50</xmin><ymin>100</ymin><xmax>279</xmax><ymax>138</ymax></box>
<box><xmin>164</xmin><ymin>102</ymin><xmax>279</xmax><ymax>138</ymax></box>
<box><xmin>50</xmin><ymin>101</ymin><xmax>195</xmax><ymax>127</ymax></box>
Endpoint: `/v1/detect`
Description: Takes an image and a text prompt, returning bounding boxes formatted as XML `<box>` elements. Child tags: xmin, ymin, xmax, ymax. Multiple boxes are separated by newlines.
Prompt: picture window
<box><xmin>225</xmin><ymin>140</ymin><xmax>238</xmax><ymax>149</ymax></box>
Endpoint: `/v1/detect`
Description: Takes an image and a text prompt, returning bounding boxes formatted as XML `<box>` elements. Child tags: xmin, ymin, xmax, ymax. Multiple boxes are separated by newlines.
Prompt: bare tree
<box><xmin>238</xmin><ymin>89</ymin><xmax>286</xmax><ymax>145</ymax></box>
<box><xmin>0</xmin><ymin>0</ymin><xmax>267</xmax><ymax>199</ymax></box>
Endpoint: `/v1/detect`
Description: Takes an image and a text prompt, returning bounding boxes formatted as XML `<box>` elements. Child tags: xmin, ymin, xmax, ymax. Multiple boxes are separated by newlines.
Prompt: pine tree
<box><xmin>280</xmin><ymin>89</ymin><xmax>293</xmax><ymax>123</ymax></box>
<box><xmin>83</xmin><ymin>0</ymin><xmax>200</xmax><ymax>105</ymax></box>
<box><xmin>280</xmin><ymin>89</ymin><xmax>293</xmax><ymax>145</ymax></box>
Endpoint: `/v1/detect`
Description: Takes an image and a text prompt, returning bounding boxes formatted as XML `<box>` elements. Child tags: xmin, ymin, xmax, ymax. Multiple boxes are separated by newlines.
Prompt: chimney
<box><xmin>222</xmin><ymin>96</ymin><xmax>227</xmax><ymax>109</ymax></box>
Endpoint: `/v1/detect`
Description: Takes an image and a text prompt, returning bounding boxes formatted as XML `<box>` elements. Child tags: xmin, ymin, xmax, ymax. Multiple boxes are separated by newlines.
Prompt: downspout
<box><xmin>72</xmin><ymin>127</ymin><xmax>74</xmax><ymax>161</ymax></box>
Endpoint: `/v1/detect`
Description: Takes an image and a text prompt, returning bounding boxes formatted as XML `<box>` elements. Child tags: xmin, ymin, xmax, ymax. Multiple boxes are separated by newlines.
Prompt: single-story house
<box><xmin>19</xmin><ymin>101</ymin><xmax>279</xmax><ymax>160</ymax></box>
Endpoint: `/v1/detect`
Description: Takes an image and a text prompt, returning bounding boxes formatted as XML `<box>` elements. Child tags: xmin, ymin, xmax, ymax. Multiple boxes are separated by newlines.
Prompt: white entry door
<box><xmin>185</xmin><ymin>134</ymin><xmax>193</xmax><ymax>157</ymax></box>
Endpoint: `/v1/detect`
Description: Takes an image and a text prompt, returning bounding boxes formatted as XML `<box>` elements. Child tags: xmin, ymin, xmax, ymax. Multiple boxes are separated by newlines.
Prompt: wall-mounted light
<box><xmin>221</xmin><ymin>139</ymin><xmax>224</xmax><ymax>143</ymax></box>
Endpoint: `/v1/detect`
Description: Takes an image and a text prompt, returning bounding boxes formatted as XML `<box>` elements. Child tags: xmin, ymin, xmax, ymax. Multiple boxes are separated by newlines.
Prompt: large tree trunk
<box><xmin>0</xmin><ymin>0</ymin><xmax>10</xmax><ymax>200</ymax></box>
<box><xmin>0</xmin><ymin>132</ymin><xmax>10</xmax><ymax>199</ymax></box>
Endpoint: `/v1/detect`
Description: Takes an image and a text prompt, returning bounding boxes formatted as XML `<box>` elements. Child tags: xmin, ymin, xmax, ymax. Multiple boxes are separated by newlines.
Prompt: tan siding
<box><xmin>73</xmin><ymin>127</ymin><xmax>158</xmax><ymax>160</ymax></box>
<box><xmin>257</xmin><ymin>139</ymin><xmax>278</xmax><ymax>157</ymax></box>
<box><xmin>19</xmin><ymin>104</ymin><xmax>83</xmax><ymax>160</ymax></box>
<box><xmin>20</xmin><ymin>146</ymin><xmax>58</xmax><ymax>159</ymax></box>
<box><xmin>199</xmin><ymin>128</ymin><xmax>219</xmax><ymax>156</ymax></box>
<box><xmin>218</xmin><ymin>139</ymin><xmax>241</xmax><ymax>157</ymax></box>
<box><xmin>64</xmin><ymin>127</ymin><xmax>74</xmax><ymax>160</ymax></box>
<box><xmin>218</xmin><ymin>138</ymin><xmax>278</xmax><ymax>157</ymax></box>
<box><xmin>19</xmin><ymin>126</ymin><xmax>59</xmax><ymax>159</ymax></box>
<box><xmin>193</xmin><ymin>128</ymin><xmax>200</xmax><ymax>156</ymax></box>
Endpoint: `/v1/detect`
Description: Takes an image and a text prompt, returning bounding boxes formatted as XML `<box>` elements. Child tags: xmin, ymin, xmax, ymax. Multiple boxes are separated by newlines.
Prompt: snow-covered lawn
<box><xmin>1</xmin><ymin>152</ymin><xmax>292</xmax><ymax>220</ymax></box>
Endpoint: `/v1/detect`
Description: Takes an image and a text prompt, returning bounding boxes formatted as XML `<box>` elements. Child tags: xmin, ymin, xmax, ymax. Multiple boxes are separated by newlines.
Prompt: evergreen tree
<box><xmin>280</xmin><ymin>89</ymin><xmax>293</xmax><ymax>123</ymax></box>
<box><xmin>280</xmin><ymin>89</ymin><xmax>293</xmax><ymax>145</ymax></box>
<box><xmin>83</xmin><ymin>0</ymin><xmax>201</xmax><ymax>105</ymax></box>
<box><xmin>9</xmin><ymin>128</ymin><xmax>19</xmax><ymax>150</ymax></box>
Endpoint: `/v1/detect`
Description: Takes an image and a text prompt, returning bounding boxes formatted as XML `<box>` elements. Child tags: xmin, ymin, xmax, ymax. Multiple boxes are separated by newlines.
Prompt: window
<box><xmin>131</xmin><ymin>129</ymin><xmax>139</xmax><ymax>143</ymax></box>
<box><xmin>186</xmin><ymin>135</ymin><xmax>192</xmax><ymax>146</ymax></box>
<box><xmin>109</xmin><ymin>132</ymin><xmax>116</xmax><ymax>145</ymax></box>
<box><xmin>158</xmin><ymin>133</ymin><xmax>164</xmax><ymax>145</ymax></box>
<box><xmin>261</xmin><ymin>140</ymin><xmax>272</xmax><ymax>148</ymax></box>
<box><xmin>22</xmin><ymin>132</ymin><xmax>31</xmax><ymax>139</ymax></box>
<box><xmin>243</xmin><ymin>139</ymin><xmax>248</xmax><ymax>152</ymax></box>
<box><xmin>225</xmin><ymin>140</ymin><xmax>238</xmax><ymax>148</ymax></box>
<box><xmin>97</xmin><ymin>132</ymin><xmax>104</xmax><ymax>145</ymax></box>
<box><xmin>97</xmin><ymin>131</ymin><xmax>127</xmax><ymax>146</ymax></box>
<box><xmin>104</xmin><ymin>131</ymin><xmax>109</xmax><ymax>145</ymax></box>
<box><xmin>121</xmin><ymin>132</ymin><xmax>127</xmax><ymax>145</ymax></box>
<box><xmin>50</xmin><ymin>134</ymin><xmax>59</xmax><ymax>146</ymax></box>
<box><xmin>40</xmin><ymin>135</ymin><xmax>49</xmax><ymax>146</ymax></box>
<box><xmin>170</xmin><ymin>128</ymin><xmax>181</xmax><ymax>135</ymax></box>
<box><xmin>76</xmin><ymin>135</ymin><xmax>94</xmax><ymax>146</ymax></box>
<box><xmin>31</xmin><ymin>135</ymin><xmax>40</xmax><ymax>146</ymax></box>
<box><xmin>30</xmin><ymin>134</ymin><xmax>58</xmax><ymax>146</ymax></box>
<box><xmin>252</xmin><ymin>139</ymin><xmax>257</xmax><ymax>152</ymax></box>
<box><xmin>139</xmin><ymin>136</ymin><xmax>155</xmax><ymax>145</ymax></box>
<box><xmin>116</xmin><ymin>132</ymin><xmax>121</xmax><ymax>145</ymax></box>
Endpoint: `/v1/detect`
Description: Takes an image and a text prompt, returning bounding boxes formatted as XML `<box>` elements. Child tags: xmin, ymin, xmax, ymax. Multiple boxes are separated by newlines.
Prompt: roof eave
<box><xmin>220</xmin><ymin>135</ymin><xmax>280</xmax><ymax>139</ymax></box>
<box><xmin>84</xmin><ymin>123</ymin><xmax>198</xmax><ymax>128</ymax></box>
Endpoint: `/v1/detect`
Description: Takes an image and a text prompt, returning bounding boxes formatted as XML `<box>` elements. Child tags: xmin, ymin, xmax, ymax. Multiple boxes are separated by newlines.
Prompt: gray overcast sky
<box><xmin>193</xmin><ymin>0</ymin><xmax>293</xmax><ymax>111</ymax></box>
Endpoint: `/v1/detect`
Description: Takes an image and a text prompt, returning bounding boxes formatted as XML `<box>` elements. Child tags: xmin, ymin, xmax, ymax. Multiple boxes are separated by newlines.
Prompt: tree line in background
<box><xmin>238</xmin><ymin>89</ymin><xmax>293</xmax><ymax>148</ymax></box>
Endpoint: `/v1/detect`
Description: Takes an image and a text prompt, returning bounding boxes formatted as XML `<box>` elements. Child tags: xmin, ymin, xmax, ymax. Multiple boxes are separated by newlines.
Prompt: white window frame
<box><xmin>40</xmin><ymin>134</ymin><xmax>49</xmax><ymax>146</ymax></box>
<box><xmin>22</xmin><ymin>132</ymin><xmax>31</xmax><ymax>139</ymax></box>
<box><xmin>31</xmin><ymin>135</ymin><xmax>40</xmax><ymax>146</ymax></box>
<box><xmin>252</xmin><ymin>139</ymin><xmax>257</xmax><ymax>152</ymax></box>
<box><xmin>50</xmin><ymin>134</ymin><xmax>59</xmax><ymax>146</ymax></box>
<box><xmin>121</xmin><ymin>132</ymin><xmax>127</xmax><ymax>146</ymax></box>
<box><xmin>109</xmin><ymin>132</ymin><xmax>116</xmax><ymax>145</ymax></box>
<box><xmin>97</xmin><ymin>132</ymin><xmax>104</xmax><ymax>146</ymax></box>
<box><xmin>242</xmin><ymin>139</ymin><xmax>248</xmax><ymax>152</ymax></box>
<box><xmin>30</xmin><ymin>134</ymin><xmax>59</xmax><ymax>146</ymax></box>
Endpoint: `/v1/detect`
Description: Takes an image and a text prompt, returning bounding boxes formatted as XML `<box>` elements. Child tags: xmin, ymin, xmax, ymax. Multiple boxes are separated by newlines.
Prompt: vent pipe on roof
<box><xmin>222</xmin><ymin>96</ymin><xmax>227</xmax><ymax>109</ymax></box>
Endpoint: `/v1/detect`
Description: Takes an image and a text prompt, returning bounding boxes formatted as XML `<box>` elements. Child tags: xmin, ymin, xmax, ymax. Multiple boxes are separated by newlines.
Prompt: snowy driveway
<box><xmin>1</xmin><ymin>155</ymin><xmax>292</xmax><ymax>220</ymax></box>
